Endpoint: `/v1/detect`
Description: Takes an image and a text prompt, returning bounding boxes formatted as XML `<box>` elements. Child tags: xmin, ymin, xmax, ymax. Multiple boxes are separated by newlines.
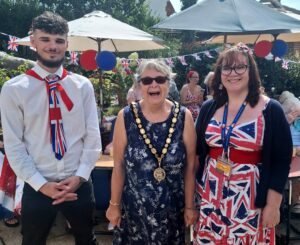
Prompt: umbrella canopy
<box><xmin>206</xmin><ymin>31</ymin><xmax>300</xmax><ymax>44</ymax></box>
<box><xmin>207</xmin><ymin>11</ymin><xmax>300</xmax><ymax>44</ymax></box>
<box><xmin>153</xmin><ymin>0</ymin><xmax>300</xmax><ymax>35</ymax></box>
<box><xmin>17</xmin><ymin>11</ymin><xmax>166</xmax><ymax>52</ymax></box>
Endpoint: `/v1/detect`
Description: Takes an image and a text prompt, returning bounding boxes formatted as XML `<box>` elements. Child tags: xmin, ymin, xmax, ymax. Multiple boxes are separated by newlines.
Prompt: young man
<box><xmin>0</xmin><ymin>12</ymin><xmax>101</xmax><ymax>245</ymax></box>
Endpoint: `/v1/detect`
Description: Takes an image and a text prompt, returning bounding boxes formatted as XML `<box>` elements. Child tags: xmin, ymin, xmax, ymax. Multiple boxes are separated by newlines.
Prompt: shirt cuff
<box><xmin>76</xmin><ymin>163</ymin><xmax>95</xmax><ymax>181</ymax></box>
<box><xmin>26</xmin><ymin>172</ymin><xmax>48</xmax><ymax>191</ymax></box>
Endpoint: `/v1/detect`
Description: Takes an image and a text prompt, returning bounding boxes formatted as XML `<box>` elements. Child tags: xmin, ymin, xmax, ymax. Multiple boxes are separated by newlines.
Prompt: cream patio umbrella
<box><xmin>17</xmin><ymin>10</ymin><xmax>166</xmax><ymax>52</ymax></box>
<box><xmin>17</xmin><ymin>11</ymin><xmax>166</xmax><ymax>109</ymax></box>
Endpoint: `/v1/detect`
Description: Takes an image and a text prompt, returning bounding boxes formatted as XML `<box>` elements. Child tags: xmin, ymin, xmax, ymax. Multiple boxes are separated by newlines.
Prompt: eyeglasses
<box><xmin>139</xmin><ymin>76</ymin><xmax>169</xmax><ymax>85</ymax></box>
<box><xmin>190</xmin><ymin>76</ymin><xmax>199</xmax><ymax>79</ymax></box>
<box><xmin>221</xmin><ymin>64</ymin><xmax>248</xmax><ymax>76</ymax></box>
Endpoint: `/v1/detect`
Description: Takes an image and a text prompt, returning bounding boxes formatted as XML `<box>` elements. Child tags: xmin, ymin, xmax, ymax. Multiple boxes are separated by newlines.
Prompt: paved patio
<box><xmin>1</xmin><ymin>211</ymin><xmax>300</xmax><ymax>245</ymax></box>
<box><xmin>0</xmin><ymin>211</ymin><xmax>112</xmax><ymax>245</ymax></box>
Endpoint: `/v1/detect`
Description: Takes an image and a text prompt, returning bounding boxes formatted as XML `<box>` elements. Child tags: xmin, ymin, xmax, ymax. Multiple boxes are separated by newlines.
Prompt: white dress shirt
<box><xmin>0</xmin><ymin>64</ymin><xmax>102</xmax><ymax>191</ymax></box>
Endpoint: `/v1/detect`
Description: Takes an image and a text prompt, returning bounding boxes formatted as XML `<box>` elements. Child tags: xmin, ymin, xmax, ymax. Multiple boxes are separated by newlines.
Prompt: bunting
<box><xmin>7</xmin><ymin>36</ymin><xmax>19</xmax><ymax>52</ymax></box>
<box><xmin>282</xmin><ymin>60</ymin><xmax>289</xmax><ymax>70</ymax></box>
<box><xmin>178</xmin><ymin>56</ymin><xmax>188</xmax><ymax>66</ymax></box>
<box><xmin>69</xmin><ymin>51</ymin><xmax>79</xmax><ymax>65</ymax></box>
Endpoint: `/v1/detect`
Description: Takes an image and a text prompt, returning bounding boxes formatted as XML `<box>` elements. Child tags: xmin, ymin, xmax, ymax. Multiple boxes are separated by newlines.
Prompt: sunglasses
<box><xmin>139</xmin><ymin>76</ymin><xmax>169</xmax><ymax>85</ymax></box>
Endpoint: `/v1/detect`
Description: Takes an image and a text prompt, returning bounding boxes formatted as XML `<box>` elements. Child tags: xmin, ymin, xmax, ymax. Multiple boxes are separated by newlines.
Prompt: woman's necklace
<box><xmin>131</xmin><ymin>101</ymin><xmax>180</xmax><ymax>182</ymax></box>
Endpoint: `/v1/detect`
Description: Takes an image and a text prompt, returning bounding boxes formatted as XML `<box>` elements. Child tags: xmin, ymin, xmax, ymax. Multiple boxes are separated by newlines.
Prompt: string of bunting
<box><xmin>0</xmin><ymin>32</ymin><xmax>19</xmax><ymax>52</ymax></box>
<box><xmin>75</xmin><ymin>44</ymin><xmax>300</xmax><ymax>72</ymax></box>
<box><xmin>1</xmin><ymin>31</ymin><xmax>299</xmax><ymax>71</ymax></box>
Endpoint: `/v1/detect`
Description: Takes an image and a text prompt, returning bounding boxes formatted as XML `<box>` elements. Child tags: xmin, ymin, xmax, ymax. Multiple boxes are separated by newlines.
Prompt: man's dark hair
<box><xmin>31</xmin><ymin>11</ymin><xmax>69</xmax><ymax>35</ymax></box>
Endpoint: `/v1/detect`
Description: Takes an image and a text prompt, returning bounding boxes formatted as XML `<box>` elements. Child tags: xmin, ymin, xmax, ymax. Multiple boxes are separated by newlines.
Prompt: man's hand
<box><xmin>57</xmin><ymin>176</ymin><xmax>82</xmax><ymax>193</ymax></box>
<box><xmin>39</xmin><ymin>182</ymin><xmax>78</xmax><ymax>204</ymax></box>
<box><xmin>52</xmin><ymin>176</ymin><xmax>82</xmax><ymax>205</ymax></box>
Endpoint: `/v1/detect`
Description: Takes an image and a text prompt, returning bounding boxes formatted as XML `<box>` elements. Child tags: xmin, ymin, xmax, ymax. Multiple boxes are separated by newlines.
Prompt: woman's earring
<box><xmin>219</xmin><ymin>84</ymin><xmax>223</xmax><ymax>90</ymax></box>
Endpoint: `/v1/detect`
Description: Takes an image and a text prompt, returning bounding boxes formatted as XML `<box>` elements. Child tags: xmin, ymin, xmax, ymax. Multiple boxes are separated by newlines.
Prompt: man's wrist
<box><xmin>79</xmin><ymin>176</ymin><xmax>87</xmax><ymax>183</ymax></box>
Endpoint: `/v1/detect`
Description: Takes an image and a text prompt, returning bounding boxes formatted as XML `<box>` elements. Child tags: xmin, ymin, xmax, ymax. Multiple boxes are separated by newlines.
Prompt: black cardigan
<box><xmin>195</xmin><ymin>99</ymin><xmax>292</xmax><ymax>208</ymax></box>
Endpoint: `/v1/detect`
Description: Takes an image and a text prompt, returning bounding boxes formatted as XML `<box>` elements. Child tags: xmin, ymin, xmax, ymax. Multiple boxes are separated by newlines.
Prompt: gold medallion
<box><xmin>130</xmin><ymin>101</ymin><xmax>180</xmax><ymax>184</ymax></box>
<box><xmin>153</xmin><ymin>167</ymin><xmax>166</xmax><ymax>182</ymax></box>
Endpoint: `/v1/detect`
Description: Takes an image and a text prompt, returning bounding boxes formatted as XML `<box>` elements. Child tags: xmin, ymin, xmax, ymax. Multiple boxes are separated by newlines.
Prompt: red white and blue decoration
<box><xmin>0</xmin><ymin>154</ymin><xmax>16</xmax><ymax>219</ymax></box>
<box><xmin>7</xmin><ymin>35</ymin><xmax>19</xmax><ymax>52</ymax></box>
<box><xmin>46</xmin><ymin>75</ymin><xmax>68</xmax><ymax>160</ymax></box>
<box><xmin>271</xmin><ymin>39</ymin><xmax>288</xmax><ymax>58</ymax></box>
<box><xmin>26</xmin><ymin>69</ymin><xmax>73</xmax><ymax>160</ymax></box>
<box><xmin>80</xmin><ymin>50</ymin><xmax>97</xmax><ymax>71</ymax></box>
<box><xmin>254</xmin><ymin>40</ymin><xmax>272</xmax><ymax>58</ymax></box>
<box><xmin>69</xmin><ymin>51</ymin><xmax>79</xmax><ymax>65</ymax></box>
<box><xmin>96</xmin><ymin>51</ymin><xmax>116</xmax><ymax>71</ymax></box>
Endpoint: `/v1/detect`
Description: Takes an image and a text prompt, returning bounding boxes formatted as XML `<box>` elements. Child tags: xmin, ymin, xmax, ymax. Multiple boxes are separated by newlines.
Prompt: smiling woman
<box><xmin>194</xmin><ymin>43</ymin><xmax>292</xmax><ymax>244</ymax></box>
<box><xmin>106</xmin><ymin>60</ymin><xmax>198</xmax><ymax>244</ymax></box>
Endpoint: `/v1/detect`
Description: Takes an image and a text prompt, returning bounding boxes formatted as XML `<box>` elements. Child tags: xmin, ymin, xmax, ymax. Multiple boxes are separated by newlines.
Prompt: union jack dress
<box><xmin>193</xmin><ymin>113</ymin><xmax>276</xmax><ymax>245</ymax></box>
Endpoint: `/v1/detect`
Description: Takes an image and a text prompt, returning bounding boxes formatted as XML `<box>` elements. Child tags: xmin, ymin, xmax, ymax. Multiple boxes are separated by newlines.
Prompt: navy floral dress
<box><xmin>113</xmin><ymin>102</ymin><xmax>187</xmax><ymax>245</ymax></box>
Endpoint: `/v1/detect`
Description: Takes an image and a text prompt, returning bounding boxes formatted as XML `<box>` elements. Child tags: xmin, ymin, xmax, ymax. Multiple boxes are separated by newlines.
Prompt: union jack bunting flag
<box><xmin>178</xmin><ymin>56</ymin><xmax>188</xmax><ymax>66</ymax></box>
<box><xmin>204</xmin><ymin>51</ymin><xmax>213</xmax><ymax>58</ymax></box>
<box><xmin>46</xmin><ymin>75</ymin><xmax>67</xmax><ymax>160</ymax></box>
<box><xmin>192</xmin><ymin>53</ymin><xmax>201</xmax><ymax>61</ymax></box>
<box><xmin>136</xmin><ymin>59</ymin><xmax>143</xmax><ymax>66</ymax></box>
<box><xmin>282</xmin><ymin>60</ymin><xmax>289</xmax><ymax>70</ymax></box>
<box><xmin>7</xmin><ymin>36</ymin><xmax>19</xmax><ymax>52</ymax></box>
<box><xmin>121</xmin><ymin>59</ymin><xmax>130</xmax><ymax>69</ymax></box>
<box><xmin>69</xmin><ymin>51</ymin><xmax>78</xmax><ymax>65</ymax></box>
<box><xmin>165</xmin><ymin>57</ymin><xmax>174</xmax><ymax>67</ymax></box>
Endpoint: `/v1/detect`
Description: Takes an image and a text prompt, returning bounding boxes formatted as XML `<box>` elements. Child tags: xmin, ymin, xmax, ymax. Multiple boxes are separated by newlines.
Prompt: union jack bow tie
<box><xmin>45</xmin><ymin>74</ymin><xmax>72</xmax><ymax>160</ymax></box>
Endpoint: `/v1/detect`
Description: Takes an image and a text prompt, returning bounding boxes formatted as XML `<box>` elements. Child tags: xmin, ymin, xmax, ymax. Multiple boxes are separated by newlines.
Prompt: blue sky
<box><xmin>171</xmin><ymin>0</ymin><xmax>300</xmax><ymax>12</ymax></box>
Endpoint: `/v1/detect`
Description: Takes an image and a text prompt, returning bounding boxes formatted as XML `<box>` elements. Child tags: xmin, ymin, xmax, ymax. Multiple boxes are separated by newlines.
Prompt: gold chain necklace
<box><xmin>131</xmin><ymin>101</ymin><xmax>180</xmax><ymax>182</ymax></box>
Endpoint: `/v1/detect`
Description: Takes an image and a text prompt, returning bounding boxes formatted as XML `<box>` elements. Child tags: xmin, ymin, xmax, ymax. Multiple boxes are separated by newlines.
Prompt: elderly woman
<box><xmin>203</xmin><ymin>71</ymin><xmax>214</xmax><ymax>100</ymax></box>
<box><xmin>106</xmin><ymin>60</ymin><xmax>197</xmax><ymax>244</ymax></box>
<box><xmin>180</xmin><ymin>70</ymin><xmax>204</xmax><ymax>121</ymax></box>
<box><xmin>193</xmin><ymin>44</ymin><xmax>292</xmax><ymax>244</ymax></box>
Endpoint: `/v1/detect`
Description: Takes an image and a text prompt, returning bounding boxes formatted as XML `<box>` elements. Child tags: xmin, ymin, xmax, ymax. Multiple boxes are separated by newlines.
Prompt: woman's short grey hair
<box><xmin>137</xmin><ymin>60</ymin><xmax>171</xmax><ymax>81</ymax></box>
<box><xmin>203</xmin><ymin>71</ymin><xmax>214</xmax><ymax>85</ymax></box>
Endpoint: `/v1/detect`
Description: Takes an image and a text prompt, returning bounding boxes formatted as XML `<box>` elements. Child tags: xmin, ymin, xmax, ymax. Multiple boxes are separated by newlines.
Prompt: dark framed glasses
<box><xmin>221</xmin><ymin>64</ymin><xmax>248</xmax><ymax>76</ymax></box>
<box><xmin>139</xmin><ymin>76</ymin><xmax>169</xmax><ymax>85</ymax></box>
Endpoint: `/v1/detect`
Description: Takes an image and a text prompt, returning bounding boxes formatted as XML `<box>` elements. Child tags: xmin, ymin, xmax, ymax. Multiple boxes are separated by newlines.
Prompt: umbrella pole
<box><xmin>223</xmin><ymin>34</ymin><xmax>228</xmax><ymax>49</ymax></box>
<box><xmin>271</xmin><ymin>34</ymin><xmax>279</xmax><ymax>95</ymax></box>
<box><xmin>98</xmin><ymin>40</ymin><xmax>103</xmax><ymax>109</ymax></box>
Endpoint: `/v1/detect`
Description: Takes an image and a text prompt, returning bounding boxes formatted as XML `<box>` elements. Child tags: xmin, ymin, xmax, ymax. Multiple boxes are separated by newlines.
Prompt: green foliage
<box><xmin>256</xmin><ymin>54</ymin><xmax>300</xmax><ymax>97</ymax></box>
<box><xmin>105</xmin><ymin>105</ymin><xmax>122</xmax><ymax>116</ymax></box>
<box><xmin>0</xmin><ymin>0</ymin><xmax>42</xmax><ymax>37</ymax></box>
<box><xmin>180</xmin><ymin>0</ymin><xmax>197</xmax><ymax>10</ymax></box>
<box><xmin>0</xmin><ymin>59</ymin><xmax>32</xmax><ymax>90</ymax></box>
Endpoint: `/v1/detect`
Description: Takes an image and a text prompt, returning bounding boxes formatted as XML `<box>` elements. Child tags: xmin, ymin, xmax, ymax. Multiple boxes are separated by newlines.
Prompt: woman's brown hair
<box><xmin>211</xmin><ymin>44</ymin><xmax>262</xmax><ymax>108</ymax></box>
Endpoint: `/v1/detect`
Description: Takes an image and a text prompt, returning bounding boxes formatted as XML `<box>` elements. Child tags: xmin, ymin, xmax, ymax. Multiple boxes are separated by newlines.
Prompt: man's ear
<box><xmin>29</xmin><ymin>35</ymin><xmax>35</xmax><ymax>48</ymax></box>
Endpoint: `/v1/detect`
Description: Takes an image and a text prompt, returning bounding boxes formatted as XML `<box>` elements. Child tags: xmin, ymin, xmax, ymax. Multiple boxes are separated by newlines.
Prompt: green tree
<box><xmin>178</xmin><ymin>0</ymin><xmax>198</xmax><ymax>48</ymax></box>
<box><xmin>0</xmin><ymin>0</ymin><xmax>42</xmax><ymax>37</ymax></box>
<box><xmin>180</xmin><ymin>0</ymin><xmax>197</xmax><ymax>10</ymax></box>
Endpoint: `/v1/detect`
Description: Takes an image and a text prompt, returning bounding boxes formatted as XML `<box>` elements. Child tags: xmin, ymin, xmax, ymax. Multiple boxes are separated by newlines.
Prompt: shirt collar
<box><xmin>32</xmin><ymin>63</ymin><xmax>64</xmax><ymax>80</ymax></box>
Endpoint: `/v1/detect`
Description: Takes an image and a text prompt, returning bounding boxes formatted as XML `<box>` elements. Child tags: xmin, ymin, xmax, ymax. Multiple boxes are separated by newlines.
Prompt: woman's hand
<box><xmin>262</xmin><ymin>204</ymin><xmax>280</xmax><ymax>228</ymax></box>
<box><xmin>106</xmin><ymin>205</ymin><xmax>122</xmax><ymax>228</ymax></box>
<box><xmin>184</xmin><ymin>208</ymin><xmax>198</xmax><ymax>227</ymax></box>
<box><xmin>286</xmin><ymin>108</ymin><xmax>299</xmax><ymax>124</ymax></box>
